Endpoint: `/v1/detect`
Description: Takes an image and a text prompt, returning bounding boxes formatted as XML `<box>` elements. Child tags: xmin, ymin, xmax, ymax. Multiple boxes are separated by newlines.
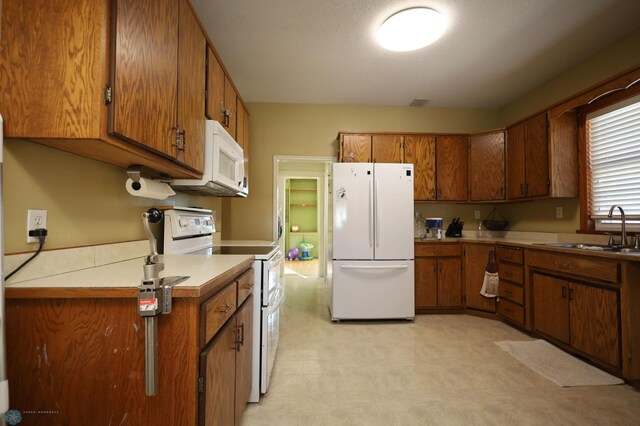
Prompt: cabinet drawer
<box><xmin>497</xmin><ymin>245</ymin><xmax>523</xmax><ymax>264</ymax></box>
<box><xmin>527</xmin><ymin>250</ymin><xmax>620</xmax><ymax>283</ymax></box>
<box><xmin>236</xmin><ymin>268</ymin><xmax>254</xmax><ymax>307</ymax></box>
<box><xmin>498</xmin><ymin>298</ymin><xmax>524</xmax><ymax>326</ymax></box>
<box><xmin>499</xmin><ymin>262</ymin><xmax>523</xmax><ymax>285</ymax></box>
<box><xmin>499</xmin><ymin>281</ymin><xmax>524</xmax><ymax>304</ymax></box>
<box><xmin>415</xmin><ymin>243</ymin><xmax>461</xmax><ymax>257</ymax></box>
<box><xmin>203</xmin><ymin>283</ymin><xmax>238</xmax><ymax>344</ymax></box>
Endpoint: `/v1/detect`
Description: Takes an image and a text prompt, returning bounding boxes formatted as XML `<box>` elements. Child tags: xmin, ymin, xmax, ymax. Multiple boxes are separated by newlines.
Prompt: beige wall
<box><xmin>227</xmin><ymin>104</ymin><xmax>501</xmax><ymax>240</ymax></box>
<box><xmin>499</xmin><ymin>29</ymin><xmax>640</xmax><ymax>125</ymax></box>
<box><xmin>4</xmin><ymin>139</ymin><xmax>222</xmax><ymax>254</ymax></box>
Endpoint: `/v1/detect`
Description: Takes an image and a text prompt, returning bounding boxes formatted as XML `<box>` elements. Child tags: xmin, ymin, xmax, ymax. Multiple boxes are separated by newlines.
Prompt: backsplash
<box><xmin>4</xmin><ymin>240</ymin><xmax>148</xmax><ymax>284</ymax></box>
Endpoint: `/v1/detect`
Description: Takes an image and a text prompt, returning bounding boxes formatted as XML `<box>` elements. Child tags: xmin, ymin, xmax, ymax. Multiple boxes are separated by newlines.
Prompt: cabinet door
<box><xmin>532</xmin><ymin>273</ymin><xmax>570</xmax><ymax>344</ymax></box>
<box><xmin>524</xmin><ymin>113</ymin><xmax>549</xmax><ymax>197</ymax></box>
<box><xmin>404</xmin><ymin>136</ymin><xmax>436</xmax><ymax>200</ymax></box>
<box><xmin>0</xmin><ymin>0</ymin><xmax>105</xmax><ymax>139</ymax></box>
<box><xmin>235</xmin><ymin>297</ymin><xmax>253</xmax><ymax>425</ymax></box>
<box><xmin>569</xmin><ymin>283</ymin><xmax>620</xmax><ymax>367</ymax></box>
<box><xmin>201</xmin><ymin>320</ymin><xmax>236</xmax><ymax>426</ymax></box>
<box><xmin>224</xmin><ymin>77</ymin><xmax>238</xmax><ymax>139</ymax></box>
<box><xmin>463</xmin><ymin>244</ymin><xmax>496</xmax><ymax>312</ymax></box>
<box><xmin>506</xmin><ymin>123</ymin><xmax>526</xmax><ymax>199</ymax></box>
<box><xmin>110</xmin><ymin>0</ymin><xmax>178</xmax><ymax>156</ymax></box>
<box><xmin>340</xmin><ymin>135</ymin><xmax>371</xmax><ymax>162</ymax></box>
<box><xmin>372</xmin><ymin>135</ymin><xmax>403</xmax><ymax>163</ymax></box>
<box><xmin>469</xmin><ymin>131</ymin><xmax>505</xmax><ymax>201</ymax></box>
<box><xmin>436</xmin><ymin>135</ymin><xmax>468</xmax><ymax>201</ymax></box>
<box><xmin>206</xmin><ymin>46</ymin><xmax>226</xmax><ymax>123</ymax></box>
<box><xmin>415</xmin><ymin>258</ymin><xmax>437</xmax><ymax>308</ymax></box>
<box><xmin>176</xmin><ymin>0</ymin><xmax>205</xmax><ymax>172</ymax></box>
<box><xmin>437</xmin><ymin>258</ymin><xmax>463</xmax><ymax>307</ymax></box>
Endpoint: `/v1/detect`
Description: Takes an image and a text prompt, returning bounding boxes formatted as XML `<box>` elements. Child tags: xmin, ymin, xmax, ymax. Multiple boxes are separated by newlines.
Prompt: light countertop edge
<box><xmin>5</xmin><ymin>254</ymin><xmax>255</xmax><ymax>300</ymax></box>
<box><xmin>415</xmin><ymin>237</ymin><xmax>640</xmax><ymax>261</ymax></box>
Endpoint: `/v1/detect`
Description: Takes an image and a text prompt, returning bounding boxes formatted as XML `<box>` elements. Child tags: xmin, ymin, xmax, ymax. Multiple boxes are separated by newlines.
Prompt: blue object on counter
<box><xmin>425</xmin><ymin>218</ymin><xmax>443</xmax><ymax>229</ymax></box>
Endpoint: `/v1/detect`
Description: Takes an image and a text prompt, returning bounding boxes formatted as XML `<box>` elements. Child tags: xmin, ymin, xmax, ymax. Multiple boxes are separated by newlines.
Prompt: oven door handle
<box><xmin>267</xmin><ymin>288</ymin><xmax>285</xmax><ymax>314</ymax></box>
<box><xmin>266</xmin><ymin>250</ymin><xmax>285</xmax><ymax>269</ymax></box>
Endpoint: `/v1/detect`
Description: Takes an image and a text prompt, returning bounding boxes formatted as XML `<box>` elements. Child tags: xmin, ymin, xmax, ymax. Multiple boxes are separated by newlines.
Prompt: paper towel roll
<box><xmin>126</xmin><ymin>177</ymin><xmax>175</xmax><ymax>200</ymax></box>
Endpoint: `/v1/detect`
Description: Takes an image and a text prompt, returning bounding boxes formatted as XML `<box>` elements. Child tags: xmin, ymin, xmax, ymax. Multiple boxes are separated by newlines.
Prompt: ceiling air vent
<box><xmin>409</xmin><ymin>98</ymin><xmax>429</xmax><ymax>107</ymax></box>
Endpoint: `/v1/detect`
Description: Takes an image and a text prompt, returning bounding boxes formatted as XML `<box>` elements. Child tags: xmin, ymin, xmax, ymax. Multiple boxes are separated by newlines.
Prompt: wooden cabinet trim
<box><xmin>527</xmin><ymin>249</ymin><xmax>621</xmax><ymax>284</ymax></box>
<box><xmin>202</xmin><ymin>283</ymin><xmax>238</xmax><ymax>345</ymax></box>
<box><xmin>497</xmin><ymin>245</ymin><xmax>524</xmax><ymax>264</ymax></box>
<box><xmin>236</xmin><ymin>268</ymin><xmax>255</xmax><ymax>307</ymax></box>
<box><xmin>415</xmin><ymin>243</ymin><xmax>462</xmax><ymax>257</ymax></box>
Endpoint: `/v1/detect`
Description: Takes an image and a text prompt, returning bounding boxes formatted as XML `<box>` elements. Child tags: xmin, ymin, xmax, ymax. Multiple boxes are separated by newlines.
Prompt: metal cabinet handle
<box><xmin>562</xmin><ymin>286</ymin><xmax>566</xmax><ymax>298</ymax></box>
<box><xmin>568</xmin><ymin>288</ymin><xmax>574</xmax><ymax>301</ymax></box>
<box><xmin>220</xmin><ymin>303</ymin><xmax>234</xmax><ymax>314</ymax></box>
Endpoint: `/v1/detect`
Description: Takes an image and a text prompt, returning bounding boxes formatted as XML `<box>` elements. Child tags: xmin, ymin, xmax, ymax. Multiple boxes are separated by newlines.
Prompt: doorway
<box><xmin>273</xmin><ymin>156</ymin><xmax>334</xmax><ymax>279</ymax></box>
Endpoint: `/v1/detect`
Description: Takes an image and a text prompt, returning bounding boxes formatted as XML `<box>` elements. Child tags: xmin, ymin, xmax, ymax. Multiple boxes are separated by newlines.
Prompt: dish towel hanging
<box><xmin>480</xmin><ymin>249</ymin><xmax>499</xmax><ymax>298</ymax></box>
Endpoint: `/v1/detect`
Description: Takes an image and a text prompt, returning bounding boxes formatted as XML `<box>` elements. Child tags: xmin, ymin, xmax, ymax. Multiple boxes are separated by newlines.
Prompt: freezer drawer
<box><xmin>331</xmin><ymin>260</ymin><xmax>415</xmax><ymax>320</ymax></box>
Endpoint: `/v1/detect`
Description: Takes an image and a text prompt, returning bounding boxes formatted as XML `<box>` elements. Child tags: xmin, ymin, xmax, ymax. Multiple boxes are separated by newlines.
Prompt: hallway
<box><xmin>241</xmin><ymin>276</ymin><xmax>640</xmax><ymax>425</ymax></box>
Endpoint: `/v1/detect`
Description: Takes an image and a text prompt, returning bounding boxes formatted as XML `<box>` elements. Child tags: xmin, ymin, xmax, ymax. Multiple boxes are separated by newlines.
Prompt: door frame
<box><xmin>273</xmin><ymin>155</ymin><xmax>334</xmax><ymax>277</ymax></box>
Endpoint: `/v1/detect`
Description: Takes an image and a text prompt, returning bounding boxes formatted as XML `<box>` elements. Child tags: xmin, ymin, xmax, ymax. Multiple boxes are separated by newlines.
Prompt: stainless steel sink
<box><xmin>539</xmin><ymin>243</ymin><xmax>640</xmax><ymax>254</ymax></box>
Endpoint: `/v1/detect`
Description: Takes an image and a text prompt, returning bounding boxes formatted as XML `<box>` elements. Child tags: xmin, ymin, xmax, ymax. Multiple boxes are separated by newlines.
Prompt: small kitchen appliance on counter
<box><xmin>156</xmin><ymin>207</ymin><xmax>284</xmax><ymax>403</ymax></box>
<box><xmin>425</xmin><ymin>217</ymin><xmax>443</xmax><ymax>239</ymax></box>
<box><xmin>445</xmin><ymin>217</ymin><xmax>464</xmax><ymax>237</ymax></box>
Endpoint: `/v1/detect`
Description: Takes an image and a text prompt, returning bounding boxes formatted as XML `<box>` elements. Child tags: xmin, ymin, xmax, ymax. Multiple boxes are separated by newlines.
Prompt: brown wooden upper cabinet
<box><xmin>506</xmin><ymin>112</ymin><xmax>577</xmax><ymax>200</ymax></box>
<box><xmin>339</xmin><ymin>134</ymin><xmax>372</xmax><ymax>162</ymax></box>
<box><xmin>469</xmin><ymin>130</ymin><xmax>505</xmax><ymax>201</ymax></box>
<box><xmin>404</xmin><ymin>136</ymin><xmax>436</xmax><ymax>201</ymax></box>
<box><xmin>436</xmin><ymin>135</ymin><xmax>469</xmax><ymax>201</ymax></box>
<box><xmin>0</xmin><ymin>0</ymin><xmax>208</xmax><ymax>178</ymax></box>
<box><xmin>206</xmin><ymin>48</ymin><xmax>238</xmax><ymax>139</ymax></box>
<box><xmin>506</xmin><ymin>113</ymin><xmax>548</xmax><ymax>199</ymax></box>
<box><xmin>372</xmin><ymin>135</ymin><xmax>403</xmax><ymax>163</ymax></box>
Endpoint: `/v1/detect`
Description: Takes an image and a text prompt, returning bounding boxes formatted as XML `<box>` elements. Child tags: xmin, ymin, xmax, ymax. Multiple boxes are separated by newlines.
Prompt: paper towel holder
<box><xmin>126</xmin><ymin>166</ymin><xmax>175</xmax><ymax>200</ymax></box>
<box><xmin>127</xmin><ymin>166</ymin><xmax>171</xmax><ymax>184</ymax></box>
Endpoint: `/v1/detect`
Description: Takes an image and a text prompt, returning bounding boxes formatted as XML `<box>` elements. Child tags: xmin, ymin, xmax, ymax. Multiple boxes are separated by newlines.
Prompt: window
<box><xmin>587</xmin><ymin>94</ymin><xmax>640</xmax><ymax>231</ymax></box>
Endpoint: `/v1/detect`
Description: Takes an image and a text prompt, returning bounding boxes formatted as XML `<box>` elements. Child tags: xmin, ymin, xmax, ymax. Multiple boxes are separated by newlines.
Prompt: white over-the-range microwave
<box><xmin>171</xmin><ymin>120</ymin><xmax>248</xmax><ymax>197</ymax></box>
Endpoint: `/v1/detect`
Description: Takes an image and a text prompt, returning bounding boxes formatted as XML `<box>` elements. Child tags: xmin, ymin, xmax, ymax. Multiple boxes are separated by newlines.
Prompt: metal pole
<box><xmin>144</xmin><ymin>316</ymin><xmax>158</xmax><ymax>396</ymax></box>
<box><xmin>0</xmin><ymin>115</ymin><xmax>9</xmax><ymax>424</ymax></box>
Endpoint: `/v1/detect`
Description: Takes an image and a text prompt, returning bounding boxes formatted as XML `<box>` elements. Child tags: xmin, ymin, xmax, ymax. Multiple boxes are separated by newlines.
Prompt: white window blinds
<box><xmin>588</xmin><ymin>95</ymin><xmax>640</xmax><ymax>218</ymax></box>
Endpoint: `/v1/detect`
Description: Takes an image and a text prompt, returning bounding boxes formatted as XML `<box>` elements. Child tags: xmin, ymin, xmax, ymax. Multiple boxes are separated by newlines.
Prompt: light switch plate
<box><xmin>27</xmin><ymin>209</ymin><xmax>47</xmax><ymax>243</ymax></box>
<box><xmin>474</xmin><ymin>210</ymin><xmax>481</xmax><ymax>220</ymax></box>
<box><xmin>556</xmin><ymin>207</ymin><xmax>563</xmax><ymax>219</ymax></box>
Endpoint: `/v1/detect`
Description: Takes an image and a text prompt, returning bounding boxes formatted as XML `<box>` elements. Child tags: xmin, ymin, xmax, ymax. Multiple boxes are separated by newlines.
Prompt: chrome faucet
<box><xmin>607</xmin><ymin>205</ymin><xmax>628</xmax><ymax>246</ymax></box>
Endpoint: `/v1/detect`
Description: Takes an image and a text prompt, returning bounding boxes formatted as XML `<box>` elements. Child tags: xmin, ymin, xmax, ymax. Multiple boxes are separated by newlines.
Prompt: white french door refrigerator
<box><xmin>330</xmin><ymin>162</ymin><xmax>415</xmax><ymax>320</ymax></box>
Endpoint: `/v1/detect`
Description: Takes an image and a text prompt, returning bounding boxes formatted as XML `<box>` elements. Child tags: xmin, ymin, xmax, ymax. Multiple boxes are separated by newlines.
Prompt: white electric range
<box><xmin>156</xmin><ymin>207</ymin><xmax>284</xmax><ymax>402</ymax></box>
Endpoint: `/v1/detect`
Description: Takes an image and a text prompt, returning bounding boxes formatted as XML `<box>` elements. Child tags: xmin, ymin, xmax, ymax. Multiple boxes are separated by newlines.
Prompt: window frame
<box><xmin>578</xmin><ymin>83</ymin><xmax>640</xmax><ymax>233</ymax></box>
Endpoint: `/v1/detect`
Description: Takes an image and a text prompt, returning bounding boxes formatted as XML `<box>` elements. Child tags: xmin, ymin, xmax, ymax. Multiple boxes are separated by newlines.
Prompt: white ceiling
<box><xmin>190</xmin><ymin>0</ymin><xmax>640</xmax><ymax>109</ymax></box>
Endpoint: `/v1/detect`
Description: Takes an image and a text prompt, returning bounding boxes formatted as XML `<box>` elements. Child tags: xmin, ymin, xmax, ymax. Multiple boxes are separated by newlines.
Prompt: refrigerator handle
<box><xmin>368</xmin><ymin>179</ymin><xmax>373</xmax><ymax>248</ymax></box>
<box><xmin>375</xmin><ymin>177</ymin><xmax>380</xmax><ymax>248</ymax></box>
<box><xmin>340</xmin><ymin>264</ymin><xmax>409</xmax><ymax>270</ymax></box>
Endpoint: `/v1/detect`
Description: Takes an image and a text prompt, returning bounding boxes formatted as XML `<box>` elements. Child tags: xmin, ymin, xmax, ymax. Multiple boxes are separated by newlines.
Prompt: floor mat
<box><xmin>495</xmin><ymin>339</ymin><xmax>623</xmax><ymax>387</ymax></box>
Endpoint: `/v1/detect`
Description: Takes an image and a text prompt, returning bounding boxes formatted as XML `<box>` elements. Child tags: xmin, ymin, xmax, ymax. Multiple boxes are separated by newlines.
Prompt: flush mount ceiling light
<box><xmin>377</xmin><ymin>7</ymin><xmax>446</xmax><ymax>52</ymax></box>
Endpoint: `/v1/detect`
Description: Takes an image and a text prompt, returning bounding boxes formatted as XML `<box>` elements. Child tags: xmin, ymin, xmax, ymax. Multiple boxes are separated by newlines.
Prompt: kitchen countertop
<box><xmin>415</xmin><ymin>235</ymin><xmax>640</xmax><ymax>261</ymax></box>
<box><xmin>5</xmin><ymin>254</ymin><xmax>255</xmax><ymax>299</ymax></box>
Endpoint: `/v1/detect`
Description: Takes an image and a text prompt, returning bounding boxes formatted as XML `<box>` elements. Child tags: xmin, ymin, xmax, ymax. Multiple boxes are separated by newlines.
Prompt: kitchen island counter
<box><xmin>5</xmin><ymin>254</ymin><xmax>254</xmax><ymax>299</ymax></box>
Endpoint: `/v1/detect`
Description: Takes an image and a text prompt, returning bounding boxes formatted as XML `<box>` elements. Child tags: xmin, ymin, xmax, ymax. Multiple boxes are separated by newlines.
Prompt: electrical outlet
<box><xmin>474</xmin><ymin>210</ymin><xmax>481</xmax><ymax>220</ymax></box>
<box><xmin>556</xmin><ymin>207</ymin><xmax>563</xmax><ymax>219</ymax></box>
<box><xmin>27</xmin><ymin>209</ymin><xmax>47</xmax><ymax>243</ymax></box>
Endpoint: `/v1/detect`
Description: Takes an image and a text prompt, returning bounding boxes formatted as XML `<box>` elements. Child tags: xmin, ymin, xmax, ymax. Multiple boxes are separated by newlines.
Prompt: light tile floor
<box><xmin>241</xmin><ymin>276</ymin><xmax>640</xmax><ymax>425</ymax></box>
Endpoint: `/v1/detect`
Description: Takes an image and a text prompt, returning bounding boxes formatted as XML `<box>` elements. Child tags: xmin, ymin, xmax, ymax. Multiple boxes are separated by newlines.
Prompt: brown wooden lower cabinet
<box><xmin>463</xmin><ymin>244</ymin><xmax>496</xmax><ymax>313</ymax></box>
<box><xmin>532</xmin><ymin>272</ymin><xmax>620</xmax><ymax>368</ymax></box>
<box><xmin>5</xmin><ymin>266</ymin><xmax>254</xmax><ymax>425</ymax></box>
<box><xmin>415</xmin><ymin>243</ymin><xmax>463</xmax><ymax>310</ymax></box>
<box><xmin>201</xmin><ymin>294</ymin><xmax>253</xmax><ymax>426</ymax></box>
